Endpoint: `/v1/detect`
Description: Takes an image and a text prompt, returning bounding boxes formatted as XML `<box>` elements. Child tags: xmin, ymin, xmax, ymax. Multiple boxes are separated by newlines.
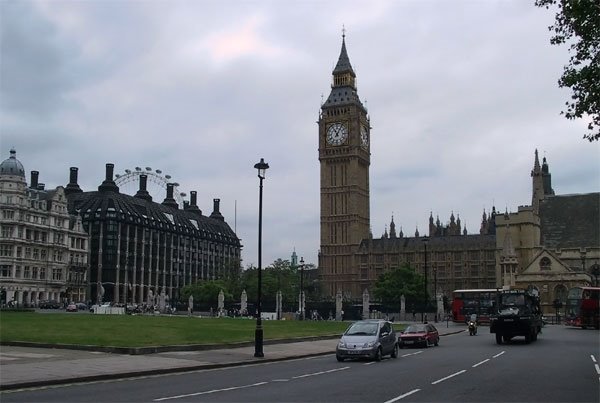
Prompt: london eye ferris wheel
<box><xmin>114</xmin><ymin>166</ymin><xmax>185</xmax><ymax>206</ymax></box>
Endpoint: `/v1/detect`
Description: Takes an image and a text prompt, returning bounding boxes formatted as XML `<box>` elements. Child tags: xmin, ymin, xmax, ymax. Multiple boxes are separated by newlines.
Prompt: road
<box><xmin>2</xmin><ymin>325</ymin><xmax>598</xmax><ymax>402</ymax></box>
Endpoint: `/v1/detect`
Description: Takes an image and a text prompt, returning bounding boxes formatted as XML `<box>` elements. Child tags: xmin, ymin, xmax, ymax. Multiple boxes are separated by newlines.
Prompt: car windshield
<box><xmin>501</xmin><ymin>293</ymin><xmax>526</xmax><ymax>307</ymax></box>
<box><xmin>404</xmin><ymin>325</ymin><xmax>427</xmax><ymax>333</ymax></box>
<box><xmin>346</xmin><ymin>322</ymin><xmax>378</xmax><ymax>336</ymax></box>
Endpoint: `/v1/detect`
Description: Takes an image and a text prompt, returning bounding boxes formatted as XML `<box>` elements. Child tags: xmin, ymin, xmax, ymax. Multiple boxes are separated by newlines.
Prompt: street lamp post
<box><xmin>299</xmin><ymin>257</ymin><xmax>305</xmax><ymax>321</ymax></box>
<box><xmin>422</xmin><ymin>237</ymin><xmax>429</xmax><ymax>322</ymax></box>
<box><xmin>433</xmin><ymin>265</ymin><xmax>438</xmax><ymax>323</ymax></box>
<box><xmin>591</xmin><ymin>263</ymin><xmax>600</xmax><ymax>287</ymax></box>
<box><xmin>254</xmin><ymin>158</ymin><xmax>269</xmax><ymax>358</ymax></box>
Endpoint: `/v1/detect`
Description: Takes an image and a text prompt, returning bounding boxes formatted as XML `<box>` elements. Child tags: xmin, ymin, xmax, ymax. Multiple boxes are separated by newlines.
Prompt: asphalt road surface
<box><xmin>2</xmin><ymin>325</ymin><xmax>598</xmax><ymax>402</ymax></box>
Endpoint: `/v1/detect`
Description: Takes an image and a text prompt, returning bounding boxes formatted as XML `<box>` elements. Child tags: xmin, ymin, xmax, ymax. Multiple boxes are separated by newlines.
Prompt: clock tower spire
<box><xmin>318</xmin><ymin>33</ymin><xmax>370</xmax><ymax>299</ymax></box>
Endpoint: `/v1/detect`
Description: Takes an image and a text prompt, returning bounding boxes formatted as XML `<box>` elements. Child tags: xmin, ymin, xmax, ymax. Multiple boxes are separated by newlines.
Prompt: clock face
<box><xmin>326</xmin><ymin>122</ymin><xmax>348</xmax><ymax>146</ymax></box>
<box><xmin>360</xmin><ymin>125</ymin><xmax>369</xmax><ymax>148</ymax></box>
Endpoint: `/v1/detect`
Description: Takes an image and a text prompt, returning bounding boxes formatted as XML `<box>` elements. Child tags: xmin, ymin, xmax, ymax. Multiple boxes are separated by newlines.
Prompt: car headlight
<box><xmin>338</xmin><ymin>340</ymin><xmax>346</xmax><ymax>348</ymax></box>
<box><xmin>366</xmin><ymin>341</ymin><xmax>376</xmax><ymax>348</ymax></box>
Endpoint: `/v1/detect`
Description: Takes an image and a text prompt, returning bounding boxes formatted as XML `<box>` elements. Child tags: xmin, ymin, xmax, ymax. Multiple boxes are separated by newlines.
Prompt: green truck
<box><xmin>490</xmin><ymin>289</ymin><xmax>543</xmax><ymax>344</ymax></box>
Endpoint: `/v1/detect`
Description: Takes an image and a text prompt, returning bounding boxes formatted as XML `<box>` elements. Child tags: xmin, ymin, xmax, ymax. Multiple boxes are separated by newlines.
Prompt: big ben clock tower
<box><xmin>318</xmin><ymin>33</ymin><xmax>370</xmax><ymax>298</ymax></box>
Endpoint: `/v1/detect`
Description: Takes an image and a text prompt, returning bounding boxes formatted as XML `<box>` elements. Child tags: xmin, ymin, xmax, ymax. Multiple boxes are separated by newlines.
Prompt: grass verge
<box><xmin>0</xmin><ymin>312</ymin><xmax>352</xmax><ymax>347</ymax></box>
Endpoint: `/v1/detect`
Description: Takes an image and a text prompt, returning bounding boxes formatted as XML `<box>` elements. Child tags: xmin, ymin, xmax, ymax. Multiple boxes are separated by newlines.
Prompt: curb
<box><xmin>0</xmin><ymin>335</ymin><xmax>341</xmax><ymax>355</ymax></box>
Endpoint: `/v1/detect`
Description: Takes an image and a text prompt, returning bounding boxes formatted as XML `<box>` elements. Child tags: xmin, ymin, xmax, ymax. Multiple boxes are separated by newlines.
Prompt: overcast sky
<box><xmin>1</xmin><ymin>0</ymin><xmax>598</xmax><ymax>268</ymax></box>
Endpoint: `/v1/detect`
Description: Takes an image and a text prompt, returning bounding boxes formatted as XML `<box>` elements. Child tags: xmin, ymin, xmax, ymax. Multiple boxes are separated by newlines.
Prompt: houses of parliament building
<box><xmin>318</xmin><ymin>35</ymin><xmax>599</xmax><ymax>314</ymax></box>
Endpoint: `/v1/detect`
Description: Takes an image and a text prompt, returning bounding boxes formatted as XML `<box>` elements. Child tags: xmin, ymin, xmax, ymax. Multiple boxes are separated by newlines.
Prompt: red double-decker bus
<box><xmin>565</xmin><ymin>286</ymin><xmax>600</xmax><ymax>329</ymax></box>
<box><xmin>451</xmin><ymin>289</ymin><xmax>498</xmax><ymax>323</ymax></box>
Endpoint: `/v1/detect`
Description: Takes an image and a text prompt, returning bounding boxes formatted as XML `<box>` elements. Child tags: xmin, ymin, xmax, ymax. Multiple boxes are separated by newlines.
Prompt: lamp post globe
<box><xmin>254</xmin><ymin>158</ymin><xmax>269</xmax><ymax>358</ymax></box>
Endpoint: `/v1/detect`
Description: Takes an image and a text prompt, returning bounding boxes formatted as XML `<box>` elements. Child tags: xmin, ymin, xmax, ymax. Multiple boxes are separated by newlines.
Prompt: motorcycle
<box><xmin>468</xmin><ymin>314</ymin><xmax>478</xmax><ymax>336</ymax></box>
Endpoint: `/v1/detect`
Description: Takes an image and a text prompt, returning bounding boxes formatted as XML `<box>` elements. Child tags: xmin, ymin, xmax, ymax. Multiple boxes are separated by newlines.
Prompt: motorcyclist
<box><xmin>468</xmin><ymin>313</ymin><xmax>478</xmax><ymax>335</ymax></box>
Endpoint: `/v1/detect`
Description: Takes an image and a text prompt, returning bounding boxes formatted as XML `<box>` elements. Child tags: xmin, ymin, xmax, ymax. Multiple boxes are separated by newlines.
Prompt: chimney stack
<box><xmin>162</xmin><ymin>183</ymin><xmax>178</xmax><ymax>209</ymax></box>
<box><xmin>134</xmin><ymin>174</ymin><xmax>152</xmax><ymax>201</ymax></box>
<box><xmin>30</xmin><ymin>171</ymin><xmax>39</xmax><ymax>189</ymax></box>
<box><xmin>210</xmin><ymin>198</ymin><xmax>224</xmax><ymax>221</ymax></box>
<box><xmin>186</xmin><ymin>190</ymin><xmax>202</xmax><ymax>214</ymax></box>
<box><xmin>98</xmin><ymin>163</ymin><xmax>119</xmax><ymax>193</ymax></box>
<box><xmin>65</xmin><ymin>167</ymin><xmax>83</xmax><ymax>195</ymax></box>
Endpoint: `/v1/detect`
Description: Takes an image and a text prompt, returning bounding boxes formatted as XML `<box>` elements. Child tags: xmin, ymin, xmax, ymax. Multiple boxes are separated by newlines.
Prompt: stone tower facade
<box><xmin>318</xmin><ymin>35</ymin><xmax>371</xmax><ymax>298</ymax></box>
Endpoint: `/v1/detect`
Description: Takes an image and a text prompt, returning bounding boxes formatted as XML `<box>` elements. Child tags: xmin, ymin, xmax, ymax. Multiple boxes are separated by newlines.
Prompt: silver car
<box><xmin>336</xmin><ymin>319</ymin><xmax>398</xmax><ymax>362</ymax></box>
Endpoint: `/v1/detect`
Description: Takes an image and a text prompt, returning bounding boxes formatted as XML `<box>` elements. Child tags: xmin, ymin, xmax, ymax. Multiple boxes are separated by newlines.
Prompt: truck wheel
<box><xmin>495</xmin><ymin>333</ymin><xmax>503</xmax><ymax>345</ymax></box>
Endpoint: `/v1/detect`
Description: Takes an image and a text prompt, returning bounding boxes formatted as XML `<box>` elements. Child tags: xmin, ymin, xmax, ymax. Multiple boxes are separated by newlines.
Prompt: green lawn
<box><xmin>0</xmin><ymin>312</ymin><xmax>354</xmax><ymax>347</ymax></box>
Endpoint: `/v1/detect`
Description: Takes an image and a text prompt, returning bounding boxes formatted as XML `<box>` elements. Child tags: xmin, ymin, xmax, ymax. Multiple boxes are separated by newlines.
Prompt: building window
<box><xmin>39</xmin><ymin>267</ymin><xmax>45</xmax><ymax>279</ymax></box>
<box><xmin>1</xmin><ymin>225</ymin><xmax>13</xmax><ymax>238</ymax></box>
<box><xmin>0</xmin><ymin>244</ymin><xmax>12</xmax><ymax>257</ymax></box>
<box><xmin>0</xmin><ymin>265</ymin><xmax>10</xmax><ymax>277</ymax></box>
<box><xmin>539</xmin><ymin>257</ymin><xmax>551</xmax><ymax>271</ymax></box>
<box><xmin>24</xmin><ymin>266</ymin><xmax>30</xmax><ymax>278</ymax></box>
<box><xmin>2</xmin><ymin>210</ymin><xmax>14</xmax><ymax>219</ymax></box>
<box><xmin>52</xmin><ymin>268</ymin><xmax>62</xmax><ymax>281</ymax></box>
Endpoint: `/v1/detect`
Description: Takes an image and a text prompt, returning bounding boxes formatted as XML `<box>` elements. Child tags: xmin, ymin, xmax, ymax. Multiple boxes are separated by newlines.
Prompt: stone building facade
<box><xmin>0</xmin><ymin>150</ymin><xmax>89</xmax><ymax>306</ymax></box>
<box><xmin>318</xmin><ymin>36</ymin><xmax>598</xmax><ymax>312</ymax></box>
<box><xmin>496</xmin><ymin>151</ymin><xmax>599</xmax><ymax>314</ymax></box>
<box><xmin>318</xmin><ymin>36</ymin><xmax>497</xmax><ymax>301</ymax></box>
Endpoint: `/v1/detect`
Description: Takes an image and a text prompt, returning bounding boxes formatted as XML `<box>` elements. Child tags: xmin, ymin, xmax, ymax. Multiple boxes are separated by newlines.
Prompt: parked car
<box><xmin>75</xmin><ymin>302</ymin><xmax>88</xmax><ymax>311</ymax></box>
<box><xmin>336</xmin><ymin>319</ymin><xmax>398</xmax><ymax>362</ymax></box>
<box><xmin>39</xmin><ymin>300</ymin><xmax>61</xmax><ymax>309</ymax></box>
<box><xmin>66</xmin><ymin>303</ymin><xmax>78</xmax><ymax>312</ymax></box>
<box><xmin>398</xmin><ymin>323</ymin><xmax>440</xmax><ymax>348</ymax></box>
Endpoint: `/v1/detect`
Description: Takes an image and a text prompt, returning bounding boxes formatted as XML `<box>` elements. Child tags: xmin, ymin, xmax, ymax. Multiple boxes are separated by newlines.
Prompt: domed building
<box><xmin>0</xmin><ymin>149</ymin><xmax>89</xmax><ymax>307</ymax></box>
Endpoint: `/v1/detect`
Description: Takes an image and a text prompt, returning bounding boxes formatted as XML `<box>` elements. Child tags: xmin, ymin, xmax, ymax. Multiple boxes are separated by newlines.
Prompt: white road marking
<box><xmin>401</xmin><ymin>350</ymin><xmax>423</xmax><ymax>357</ymax></box>
<box><xmin>492</xmin><ymin>351</ymin><xmax>505</xmax><ymax>358</ymax></box>
<box><xmin>153</xmin><ymin>381</ymin><xmax>268</xmax><ymax>401</ymax></box>
<box><xmin>271</xmin><ymin>379</ymin><xmax>289</xmax><ymax>382</ymax></box>
<box><xmin>594</xmin><ymin>364</ymin><xmax>600</xmax><ymax>376</ymax></box>
<box><xmin>292</xmin><ymin>367</ymin><xmax>349</xmax><ymax>379</ymax></box>
<box><xmin>591</xmin><ymin>355</ymin><xmax>597</xmax><ymax>363</ymax></box>
<box><xmin>472</xmin><ymin>358</ymin><xmax>490</xmax><ymax>368</ymax></box>
<box><xmin>431</xmin><ymin>369</ymin><xmax>467</xmax><ymax>385</ymax></box>
<box><xmin>364</xmin><ymin>361</ymin><xmax>376</xmax><ymax>366</ymax></box>
<box><xmin>384</xmin><ymin>388</ymin><xmax>421</xmax><ymax>402</ymax></box>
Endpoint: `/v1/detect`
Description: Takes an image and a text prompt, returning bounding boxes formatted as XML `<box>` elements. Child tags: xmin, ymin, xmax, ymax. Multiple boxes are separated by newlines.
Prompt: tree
<box><xmin>180</xmin><ymin>280</ymin><xmax>232</xmax><ymax>305</ymax></box>
<box><xmin>536</xmin><ymin>0</ymin><xmax>600</xmax><ymax>141</ymax></box>
<box><xmin>372</xmin><ymin>265</ymin><xmax>425</xmax><ymax>311</ymax></box>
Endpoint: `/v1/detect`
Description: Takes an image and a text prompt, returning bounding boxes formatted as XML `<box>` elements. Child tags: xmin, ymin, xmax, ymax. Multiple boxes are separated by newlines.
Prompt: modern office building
<box><xmin>64</xmin><ymin>162</ymin><xmax>242</xmax><ymax>305</ymax></box>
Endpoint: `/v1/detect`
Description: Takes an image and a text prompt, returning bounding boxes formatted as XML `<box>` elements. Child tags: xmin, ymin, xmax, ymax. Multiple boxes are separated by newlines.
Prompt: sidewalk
<box><xmin>0</xmin><ymin>321</ymin><xmax>464</xmax><ymax>391</ymax></box>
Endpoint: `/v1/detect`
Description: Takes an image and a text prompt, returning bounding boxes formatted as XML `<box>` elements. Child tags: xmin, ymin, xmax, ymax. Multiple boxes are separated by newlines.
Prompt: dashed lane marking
<box><xmin>384</xmin><ymin>388</ymin><xmax>421</xmax><ymax>403</ymax></box>
<box><xmin>153</xmin><ymin>381</ymin><xmax>269</xmax><ymax>401</ymax></box>
<box><xmin>431</xmin><ymin>369</ymin><xmax>467</xmax><ymax>385</ymax></box>
<box><xmin>492</xmin><ymin>351</ymin><xmax>505</xmax><ymax>358</ymax></box>
<box><xmin>591</xmin><ymin>354</ymin><xmax>597</xmax><ymax>363</ymax></box>
<box><xmin>472</xmin><ymin>358</ymin><xmax>490</xmax><ymax>368</ymax></box>
<box><xmin>292</xmin><ymin>367</ymin><xmax>349</xmax><ymax>379</ymax></box>
<box><xmin>401</xmin><ymin>350</ymin><xmax>423</xmax><ymax>358</ymax></box>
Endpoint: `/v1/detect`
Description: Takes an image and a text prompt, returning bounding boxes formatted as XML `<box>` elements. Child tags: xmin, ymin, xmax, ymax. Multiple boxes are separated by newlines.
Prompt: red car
<box><xmin>399</xmin><ymin>323</ymin><xmax>439</xmax><ymax>348</ymax></box>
